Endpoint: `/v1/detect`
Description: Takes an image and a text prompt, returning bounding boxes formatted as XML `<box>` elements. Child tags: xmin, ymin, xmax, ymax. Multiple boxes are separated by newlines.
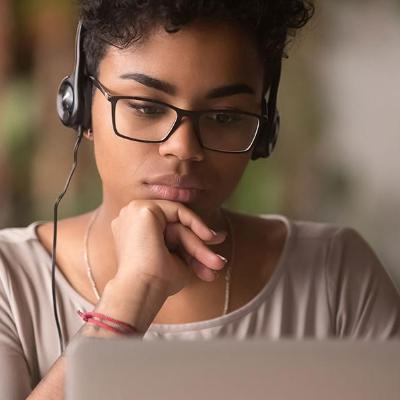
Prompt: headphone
<box><xmin>57</xmin><ymin>20</ymin><xmax>282</xmax><ymax>159</ymax></box>
<box><xmin>57</xmin><ymin>21</ymin><xmax>92</xmax><ymax>132</ymax></box>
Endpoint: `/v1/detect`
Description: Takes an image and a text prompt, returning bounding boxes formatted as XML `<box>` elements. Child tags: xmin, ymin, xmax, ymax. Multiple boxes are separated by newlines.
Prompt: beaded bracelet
<box><xmin>77</xmin><ymin>310</ymin><xmax>139</xmax><ymax>336</ymax></box>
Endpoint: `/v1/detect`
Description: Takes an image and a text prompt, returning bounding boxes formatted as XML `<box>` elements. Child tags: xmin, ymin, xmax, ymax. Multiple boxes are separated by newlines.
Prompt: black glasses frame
<box><xmin>88</xmin><ymin>75</ymin><xmax>268</xmax><ymax>154</ymax></box>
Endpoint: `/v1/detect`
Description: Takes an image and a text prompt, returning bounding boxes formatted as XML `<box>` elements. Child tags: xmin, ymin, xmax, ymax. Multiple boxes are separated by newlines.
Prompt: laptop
<box><xmin>65</xmin><ymin>337</ymin><xmax>400</xmax><ymax>400</ymax></box>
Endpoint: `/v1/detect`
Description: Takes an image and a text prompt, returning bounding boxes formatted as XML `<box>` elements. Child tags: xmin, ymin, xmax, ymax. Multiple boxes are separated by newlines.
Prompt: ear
<box><xmin>83</xmin><ymin>128</ymin><xmax>94</xmax><ymax>141</ymax></box>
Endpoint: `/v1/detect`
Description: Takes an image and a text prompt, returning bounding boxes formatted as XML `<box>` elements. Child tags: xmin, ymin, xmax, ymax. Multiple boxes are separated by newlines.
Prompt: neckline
<box><xmin>28</xmin><ymin>213</ymin><xmax>292</xmax><ymax>333</ymax></box>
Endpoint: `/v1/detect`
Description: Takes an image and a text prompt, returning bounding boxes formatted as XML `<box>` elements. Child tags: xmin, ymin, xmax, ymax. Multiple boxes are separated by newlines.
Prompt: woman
<box><xmin>1</xmin><ymin>1</ymin><xmax>399</xmax><ymax>398</ymax></box>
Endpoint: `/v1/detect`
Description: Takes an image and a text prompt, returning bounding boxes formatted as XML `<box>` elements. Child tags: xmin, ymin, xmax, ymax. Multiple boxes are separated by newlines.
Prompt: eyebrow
<box><xmin>119</xmin><ymin>72</ymin><xmax>255</xmax><ymax>98</ymax></box>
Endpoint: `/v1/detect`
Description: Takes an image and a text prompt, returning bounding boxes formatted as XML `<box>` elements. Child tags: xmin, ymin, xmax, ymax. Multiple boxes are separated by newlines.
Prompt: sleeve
<box><xmin>0</xmin><ymin>263</ymin><xmax>32</xmax><ymax>399</ymax></box>
<box><xmin>326</xmin><ymin>227</ymin><xmax>400</xmax><ymax>339</ymax></box>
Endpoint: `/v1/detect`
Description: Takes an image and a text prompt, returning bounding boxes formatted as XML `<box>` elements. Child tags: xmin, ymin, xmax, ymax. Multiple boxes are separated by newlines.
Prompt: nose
<box><xmin>158</xmin><ymin>116</ymin><xmax>205</xmax><ymax>162</ymax></box>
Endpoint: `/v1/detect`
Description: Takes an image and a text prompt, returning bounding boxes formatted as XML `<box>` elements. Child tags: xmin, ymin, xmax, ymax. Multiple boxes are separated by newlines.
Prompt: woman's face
<box><xmin>91</xmin><ymin>19</ymin><xmax>265</xmax><ymax>222</ymax></box>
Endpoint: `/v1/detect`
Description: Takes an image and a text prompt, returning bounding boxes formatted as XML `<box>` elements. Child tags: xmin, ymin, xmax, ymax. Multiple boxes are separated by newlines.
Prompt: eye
<box><xmin>127</xmin><ymin>101</ymin><xmax>167</xmax><ymax>117</ymax></box>
<box><xmin>207</xmin><ymin>112</ymin><xmax>242</xmax><ymax>124</ymax></box>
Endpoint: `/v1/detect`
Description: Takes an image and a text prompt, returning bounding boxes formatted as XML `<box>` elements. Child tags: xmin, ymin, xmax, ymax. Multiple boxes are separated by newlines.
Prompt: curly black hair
<box><xmin>80</xmin><ymin>0</ymin><xmax>315</xmax><ymax>80</ymax></box>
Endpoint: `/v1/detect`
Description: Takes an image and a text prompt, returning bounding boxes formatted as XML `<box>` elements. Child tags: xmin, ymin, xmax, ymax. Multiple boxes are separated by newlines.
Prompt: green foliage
<box><xmin>0</xmin><ymin>78</ymin><xmax>37</xmax><ymax>225</ymax></box>
<box><xmin>2</xmin><ymin>78</ymin><xmax>36</xmax><ymax>152</ymax></box>
<box><xmin>226</xmin><ymin>158</ymin><xmax>285</xmax><ymax>215</ymax></box>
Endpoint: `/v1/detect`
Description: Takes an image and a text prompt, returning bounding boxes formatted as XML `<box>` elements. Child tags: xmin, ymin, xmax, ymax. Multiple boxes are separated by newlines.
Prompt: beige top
<box><xmin>1</xmin><ymin>215</ymin><xmax>399</xmax><ymax>398</ymax></box>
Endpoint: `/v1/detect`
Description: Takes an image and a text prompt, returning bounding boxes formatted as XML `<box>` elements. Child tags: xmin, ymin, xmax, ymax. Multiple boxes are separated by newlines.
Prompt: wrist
<box><xmin>92</xmin><ymin>274</ymin><xmax>168</xmax><ymax>333</ymax></box>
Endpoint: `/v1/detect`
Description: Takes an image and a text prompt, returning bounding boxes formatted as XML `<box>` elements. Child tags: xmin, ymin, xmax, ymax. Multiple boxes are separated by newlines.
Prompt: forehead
<box><xmin>98</xmin><ymin>20</ymin><xmax>264</xmax><ymax>94</ymax></box>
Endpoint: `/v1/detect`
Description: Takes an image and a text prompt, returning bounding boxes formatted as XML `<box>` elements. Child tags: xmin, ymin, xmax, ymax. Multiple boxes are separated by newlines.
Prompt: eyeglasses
<box><xmin>88</xmin><ymin>75</ymin><xmax>267</xmax><ymax>153</ymax></box>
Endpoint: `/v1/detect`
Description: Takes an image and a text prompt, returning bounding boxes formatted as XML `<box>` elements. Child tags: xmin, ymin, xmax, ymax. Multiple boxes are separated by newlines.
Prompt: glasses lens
<box><xmin>115</xmin><ymin>98</ymin><xmax>176</xmax><ymax>141</ymax></box>
<box><xmin>199</xmin><ymin>111</ymin><xmax>259</xmax><ymax>152</ymax></box>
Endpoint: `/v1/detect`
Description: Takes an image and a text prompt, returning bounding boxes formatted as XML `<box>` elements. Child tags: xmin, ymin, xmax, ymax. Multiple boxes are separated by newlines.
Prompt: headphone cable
<box><xmin>51</xmin><ymin>126</ymin><xmax>84</xmax><ymax>355</ymax></box>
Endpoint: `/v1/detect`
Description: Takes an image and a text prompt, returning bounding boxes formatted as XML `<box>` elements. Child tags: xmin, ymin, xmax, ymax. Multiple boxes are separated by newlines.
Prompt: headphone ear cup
<box><xmin>251</xmin><ymin>124</ymin><xmax>270</xmax><ymax>160</ymax></box>
<box><xmin>57</xmin><ymin>75</ymin><xmax>76</xmax><ymax>127</ymax></box>
<box><xmin>251</xmin><ymin>100</ymin><xmax>280</xmax><ymax>160</ymax></box>
<box><xmin>56</xmin><ymin>72</ymin><xmax>91</xmax><ymax>131</ymax></box>
<box><xmin>251</xmin><ymin>58</ymin><xmax>282</xmax><ymax>160</ymax></box>
<box><xmin>268</xmin><ymin>110</ymin><xmax>280</xmax><ymax>155</ymax></box>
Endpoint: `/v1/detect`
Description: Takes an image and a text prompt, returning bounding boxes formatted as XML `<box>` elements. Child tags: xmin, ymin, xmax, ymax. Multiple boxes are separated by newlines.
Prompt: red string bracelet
<box><xmin>85</xmin><ymin>318</ymin><xmax>126</xmax><ymax>335</ymax></box>
<box><xmin>77</xmin><ymin>310</ymin><xmax>139</xmax><ymax>336</ymax></box>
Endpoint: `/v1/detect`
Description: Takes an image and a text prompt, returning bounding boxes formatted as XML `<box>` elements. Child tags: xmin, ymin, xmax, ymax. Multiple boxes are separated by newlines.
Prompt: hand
<box><xmin>110</xmin><ymin>200</ymin><xmax>227</xmax><ymax>297</ymax></box>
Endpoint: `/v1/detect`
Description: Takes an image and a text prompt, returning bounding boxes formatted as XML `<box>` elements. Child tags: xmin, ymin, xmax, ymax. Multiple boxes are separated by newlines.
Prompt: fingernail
<box><xmin>210</xmin><ymin>229</ymin><xmax>227</xmax><ymax>237</ymax></box>
<box><xmin>216</xmin><ymin>254</ymin><xmax>228</xmax><ymax>263</ymax></box>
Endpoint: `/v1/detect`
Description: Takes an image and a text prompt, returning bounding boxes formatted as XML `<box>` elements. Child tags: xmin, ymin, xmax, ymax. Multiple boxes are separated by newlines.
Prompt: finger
<box><xmin>191</xmin><ymin>258</ymin><xmax>219</xmax><ymax>282</ymax></box>
<box><xmin>178</xmin><ymin>248</ymin><xmax>219</xmax><ymax>282</ymax></box>
<box><xmin>152</xmin><ymin>200</ymin><xmax>222</xmax><ymax>242</ymax></box>
<box><xmin>204</xmin><ymin>231</ymin><xmax>227</xmax><ymax>245</ymax></box>
<box><xmin>165</xmin><ymin>223</ymin><xmax>228</xmax><ymax>271</ymax></box>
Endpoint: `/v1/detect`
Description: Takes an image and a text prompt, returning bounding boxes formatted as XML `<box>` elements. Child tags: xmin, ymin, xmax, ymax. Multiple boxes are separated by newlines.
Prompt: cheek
<box><xmin>91</xmin><ymin>94</ymin><xmax>117</xmax><ymax>168</ymax></box>
<box><xmin>91</xmin><ymin>94</ymin><xmax>151</xmax><ymax>192</ymax></box>
<box><xmin>92</xmin><ymin>96</ymin><xmax>121</xmax><ymax>177</ymax></box>
<box><xmin>209</xmin><ymin>153</ymin><xmax>250</xmax><ymax>194</ymax></box>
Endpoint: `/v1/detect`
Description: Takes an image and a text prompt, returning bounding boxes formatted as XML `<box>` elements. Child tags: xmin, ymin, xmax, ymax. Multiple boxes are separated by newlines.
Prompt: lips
<box><xmin>145</xmin><ymin>174</ymin><xmax>205</xmax><ymax>190</ymax></box>
<box><xmin>145</xmin><ymin>184</ymin><xmax>202</xmax><ymax>202</ymax></box>
<box><xmin>144</xmin><ymin>174</ymin><xmax>205</xmax><ymax>203</ymax></box>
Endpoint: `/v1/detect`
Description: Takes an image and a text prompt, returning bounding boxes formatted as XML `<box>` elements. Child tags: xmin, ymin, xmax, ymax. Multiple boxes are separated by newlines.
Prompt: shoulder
<box><xmin>258</xmin><ymin>214</ymin><xmax>347</xmax><ymax>257</ymax></box>
<box><xmin>0</xmin><ymin>215</ymin><xmax>89</xmax><ymax>293</ymax></box>
<box><xmin>231</xmin><ymin>211</ymin><xmax>350</xmax><ymax>263</ymax></box>
<box><xmin>257</xmin><ymin>214</ymin><xmax>391</xmax><ymax>288</ymax></box>
<box><xmin>0</xmin><ymin>222</ymin><xmax>51</xmax><ymax>297</ymax></box>
<box><xmin>0</xmin><ymin>222</ymin><xmax>44</xmax><ymax>268</ymax></box>
<box><xmin>273</xmin><ymin>216</ymin><xmax>400</xmax><ymax>338</ymax></box>
<box><xmin>285</xmin><ymin>216</ymin><xmax>344</xmax><ymax>243</ymax></box>
<box><xmin>0</xmin><ymin>222</ymin><xmax>40</xmax><ymax>244</ymax></box>
<box><xmin>277</xmin><ymin>216</ymin><xmax>373</xmax><ymax>259</ymax></box>
<box><xmin>277</xmin><ymin>216</ymin><xmax>389</xmax><ymax>279</ymax></box>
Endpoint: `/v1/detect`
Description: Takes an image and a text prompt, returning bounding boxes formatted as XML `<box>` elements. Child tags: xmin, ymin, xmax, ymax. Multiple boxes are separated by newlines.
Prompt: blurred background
<box><xmin>0</xmin><ymin>0</ymin><xmax>399</xmax><ymax>287</ymax></box>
